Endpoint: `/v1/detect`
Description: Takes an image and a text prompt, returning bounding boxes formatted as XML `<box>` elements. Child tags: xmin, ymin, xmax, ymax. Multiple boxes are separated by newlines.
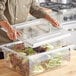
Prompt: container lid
<box><xmin>14</xmin><ymin>19</ymin><xmax>71</xmax><ymax>48</ymax></box>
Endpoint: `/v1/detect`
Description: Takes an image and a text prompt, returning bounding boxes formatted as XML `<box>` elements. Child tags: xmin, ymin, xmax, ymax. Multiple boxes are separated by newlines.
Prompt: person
<box><xmin>0</xmin><ymin>0</ymin><xmax>60</xmax><ymax>58</ymax></box>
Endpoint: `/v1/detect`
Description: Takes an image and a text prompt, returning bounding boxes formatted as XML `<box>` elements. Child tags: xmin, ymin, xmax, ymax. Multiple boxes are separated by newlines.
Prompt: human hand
<box><xmin>49</xmin><ymin>17</ymin><xmax>60</xmax><ymax>28</ymax></box>
<box><xmin>44</xmin><ymin>13</ymin><xmax>60</xmax><ymax>28</ymax></box>
<box><xmin>7</xmin><ymin>27</ymin><xmax>21</xmax><ymax>40</ymax></box>
<box><xmin>0</xmin><ymin>21</ymin><xmax>21</xmax><ymax>40</ymax></box>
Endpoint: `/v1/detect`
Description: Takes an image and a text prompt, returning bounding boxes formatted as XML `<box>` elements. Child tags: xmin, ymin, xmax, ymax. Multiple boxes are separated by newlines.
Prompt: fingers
<box><xmin>52</xmin><ymin>22</ymin><xmax>60</xmax><ymax>27</ymax></box>
<box><xmin>17</xmin><ymin>31</ymin><xmax>22</xmax><ymax>37</ymax></box>
<box><xmin>51</xmin><ymin>19</ymin><xmax>60</xmax><ymax>28</ymax></box>
<box><xmin>7</xmin><ymin>33</ymin><xmax>15</xmax><ymax>40</ymax></box>
<box><xmin>13</xmin><ymin>31</ymin><xmax>21</xmax><ymax>40</ymax></box>
<box><xmin>7</xmin><ymin>30</ymin><xmax>21</xmax><ymax>40</ymax></box>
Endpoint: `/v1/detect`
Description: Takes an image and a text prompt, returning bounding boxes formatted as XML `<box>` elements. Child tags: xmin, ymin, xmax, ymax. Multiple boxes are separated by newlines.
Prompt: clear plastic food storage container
<box><xmin>14</xmin><ymin>18</ymin><xmax>71</xmax><ymax>48</ymax></box>
<box><xmin>0</xmin><ymin>18</ymin><xmax>72</xmax><ymax>76</ymax></box>
<box><xmin>1</xmin><ymin>41</ymin><xmax>73</xmax><ymax>76</ymax></box>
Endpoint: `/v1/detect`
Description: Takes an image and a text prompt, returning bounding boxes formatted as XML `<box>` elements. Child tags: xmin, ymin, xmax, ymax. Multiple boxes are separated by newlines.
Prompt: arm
<box><xmin>30</xmin><ymin>0</ymin><xmax>60</xmax><ymax>28</ymax></box>
<box><xmin>0</xmin><ymin>0</ymin><xmax>20</xmax><ymax>40</ymax></box>
<box><xmin>30</xmin><ymin>0</ymin><xmax>46</xmax><ymax>18</ymax></box>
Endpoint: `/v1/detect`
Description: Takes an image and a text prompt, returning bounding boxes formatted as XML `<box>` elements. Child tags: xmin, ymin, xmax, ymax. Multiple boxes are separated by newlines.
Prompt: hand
<box><xmin>7</xmin><ymin>27</ymin><xmax>21</xmax><ymax>40</ymax></box>
<box><xmin>0</xmin><ymin>21</ymin><xmax>21</xmax><ymax>40</ymax></box>
<box><xmin>49</xmin><ymin>17</ymin><xmax>60</xmax><ymax>28</ymax></box>
<box><xmin>44</xmin><ymin>13</ymin><xmax>60</xmax><ymax>28</ymax></box>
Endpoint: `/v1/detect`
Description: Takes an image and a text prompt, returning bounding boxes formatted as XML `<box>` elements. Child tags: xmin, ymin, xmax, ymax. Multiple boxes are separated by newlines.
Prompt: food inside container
<box><xmin>1</xmin><ymin>41</ymin><xmax>71</xmax><ymax>76</ymax></box>
<box><xmin>31</xmin><ymin>55</ymin><xmax>63</xmax><ymax>74</ymax></box>
<box><xmin>29</xmin><ymin>47</ymin><xmax>71</xmax><ymax>75</ymax></box>
<box><xmin>6</xmin><ymin>52</ymin><xmax>29</xmax><ymax>76</ymax></box>
<box><xmin>4</xmin><ymin>40</ymin><xmax>68</xmax><ymax>56</ymax></box>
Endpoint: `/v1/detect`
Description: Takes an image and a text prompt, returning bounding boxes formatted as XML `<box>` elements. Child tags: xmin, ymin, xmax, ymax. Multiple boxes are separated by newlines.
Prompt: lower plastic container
<box><xmin>1</xmin><ymin>41</ymin><xmax>73</xmax><ymax>76</ymax></box>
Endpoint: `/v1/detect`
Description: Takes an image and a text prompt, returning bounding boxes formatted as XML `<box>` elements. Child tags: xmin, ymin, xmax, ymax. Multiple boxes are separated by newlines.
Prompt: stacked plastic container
<box><xmin>0</xmin><ymin>19</ymin><xmax>74</xmax><ymax>76</ymax></box>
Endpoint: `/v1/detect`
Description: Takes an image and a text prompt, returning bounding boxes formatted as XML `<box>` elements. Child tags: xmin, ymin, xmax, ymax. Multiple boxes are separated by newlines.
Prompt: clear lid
<box><xmin>14</xmin><ymin>19</ymin><xmax>71</xmax><ymax>48</ymax></box>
